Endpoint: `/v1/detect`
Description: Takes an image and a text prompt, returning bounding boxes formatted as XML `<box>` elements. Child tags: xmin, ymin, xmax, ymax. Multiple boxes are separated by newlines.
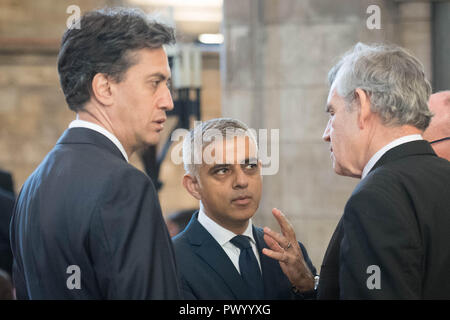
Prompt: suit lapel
<box><xmin>253</xmin><ymin>226</ymin><xmax>282</xmax><ymax>299</ymax></box>
<box><xmin>187</xmin><ymin>214</ymin><xmax>250</xmax><ymax>299</ymax></box>
<box><xmin>321</xmin><ymin>217</ymin><xmax>344</xmax><ymax>266</ymax></box>
<box><xmin>317</xmin><ymin>217</ymin><xmax>344</xmax><ymax>299</ymax></box>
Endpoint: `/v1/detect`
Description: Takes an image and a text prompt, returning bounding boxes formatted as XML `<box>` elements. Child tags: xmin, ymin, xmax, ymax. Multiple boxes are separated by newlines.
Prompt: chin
<box><xmin>333</xmin><ymin>162</ymin><xmax>349</xmax><ymax>177</ymax></box>
<box><xmin>333</xmin><ymin>167</ymin><xmax>345</xmax><ymax>176</ymax></box>
<box><xmin>233</xmin><ymin>205</ymin><xmax>257</xmax><ymax>220</ymax></box>
<box><xmin>143</xmin><ymin>133</ymin><xmax>161</xmax><ymax>147</ymax></box>
<box><xmin>334</xmin><ymin>164</ymin><xmax>360</xmax><ymax>179</ymax></box>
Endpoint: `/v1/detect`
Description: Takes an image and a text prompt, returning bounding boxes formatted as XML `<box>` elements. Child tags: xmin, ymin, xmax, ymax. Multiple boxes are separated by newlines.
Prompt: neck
<box><xmin>362</xmin><ymin>124</ymin><xmax>423</xmax><ymax>168</ymax></box>
<box><xmin>77</xmin><ymin>103</ymin><xmax>134</xmax><ymax>158</ymax></box>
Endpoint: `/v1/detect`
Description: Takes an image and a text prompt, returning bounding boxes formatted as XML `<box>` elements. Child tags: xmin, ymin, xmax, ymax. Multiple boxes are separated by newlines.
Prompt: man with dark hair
<box><xmin>10</xmin><ymin>7</ymin><xmax>180</xmax><ymax>299</ymax></box>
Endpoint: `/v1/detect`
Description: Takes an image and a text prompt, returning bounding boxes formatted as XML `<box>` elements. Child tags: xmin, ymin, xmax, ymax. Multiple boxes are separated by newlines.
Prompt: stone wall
<box><xmin>0</xmin><ymin>1</ymin><xmax>222</xmax><ymax>219</ymax></box>
<box><xmin>0</xmin><ymin>0</ymin><xmax>119</xmax><ymax>192</ymax></box>
<box><xmin>222</xmin><ymin>0</ymin><xmax>434</xmax><ymax>270</ymax></box>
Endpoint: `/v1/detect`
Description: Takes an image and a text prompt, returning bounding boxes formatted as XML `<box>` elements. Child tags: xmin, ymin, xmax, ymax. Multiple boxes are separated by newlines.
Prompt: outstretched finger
<box><xmin>264</xmin><ymin>226</ymin><xmax>289</xmax><ymax>250</ymax></box>
<box><xmin>272</xmin><ymin>208</ymin><xmax>296</xmax><ymax>239</ymax></box>
<box><xmin>262</xmin><ymin>247</ymin><xmax>287</xmax><ymax>263</ymax></box>
<box><xmin>263</xmin><ymin>233</ymin><xmax>284</xmax><ymax>253</ymax></box>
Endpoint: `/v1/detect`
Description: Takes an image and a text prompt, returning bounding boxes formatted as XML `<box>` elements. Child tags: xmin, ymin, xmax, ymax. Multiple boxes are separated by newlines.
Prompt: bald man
<box><xmin>423</xmin><ymin>91</ymin><xmax>450</xmax><ymax>160</ymax></box>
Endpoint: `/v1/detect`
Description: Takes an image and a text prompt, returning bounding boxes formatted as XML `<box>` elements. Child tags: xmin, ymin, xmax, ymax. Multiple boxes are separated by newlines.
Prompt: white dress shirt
<box><xmin>197</xmin><ymin>207</ymin><xmax>262</xmax><ymax>274</ymax></box>
<box><xmin>361</xmin><ymin>134</ymin><xmax>423</xmax><ymax>179</ymax></box>
<box><xmin>68</xmin><ymin>119</ymin><xmax>129</xmax><ymax>162</ymax></box>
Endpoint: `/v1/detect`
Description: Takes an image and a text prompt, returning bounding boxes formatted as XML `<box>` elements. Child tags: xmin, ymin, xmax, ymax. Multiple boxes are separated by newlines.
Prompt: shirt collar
<box><xmin>197</xmin><ymin>205</ymin><xmax>256</xmax><ymax>246</ymax></box>
<box><xmin>68</xmin><ymin>119</ymin><xmax>129</xmax><ymax>162</ymax></box>
<box><xmin>361</xmin><ymin>134</ymin><xmax>423</xmax><ymax>179</ymax></box>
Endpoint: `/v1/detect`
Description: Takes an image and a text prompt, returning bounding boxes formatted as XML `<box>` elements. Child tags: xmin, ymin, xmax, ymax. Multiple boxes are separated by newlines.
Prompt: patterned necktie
<box><xmin>230</xmin><ymin>235</ymin><xmax>264</xmax><ymax>299</ymax></box>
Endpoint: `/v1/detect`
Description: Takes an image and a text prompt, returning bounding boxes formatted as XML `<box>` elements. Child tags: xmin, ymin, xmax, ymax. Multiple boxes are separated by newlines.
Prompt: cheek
<box><xmin>252</xmin><ymin>178</ymin><xmax>262</xmax><ymax>200</ymax></box>
<box><xmin>330</xmin><ymin>119</ymin><xmax>345</xmax><ymax>147</ymax></box>
<box><xmin>200</xmin><ymin>182</ymin><xmax>227</xmax><ymax>207</ymax></box>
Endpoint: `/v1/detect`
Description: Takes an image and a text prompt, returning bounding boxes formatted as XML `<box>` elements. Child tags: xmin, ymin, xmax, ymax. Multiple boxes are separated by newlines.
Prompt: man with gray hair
<box><xmin>11</xmin><ymin>7</ymin><xmax>180</xmax><ymax>299</ymax></box>
<box><xmin>173</xmin><ymin>118</ymin><xmax>317</xmax><ymax>299</ymax></box>
<box><xmin>264</xmin><ymin>43</ymin><xmax>450</xmax><ymax>299</ymax></box>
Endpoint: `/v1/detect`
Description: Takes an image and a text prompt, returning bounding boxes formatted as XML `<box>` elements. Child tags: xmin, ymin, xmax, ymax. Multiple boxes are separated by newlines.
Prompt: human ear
<box><xmin>354</xmin><ymin>88</ymin><xmax>372</xmax><ymax>130</ymax></box>
<box><xmin>182</xmin><ymin>174</ymin><xmax>202</xmax><ymax>201</ymax></box>
<box><xmin>91</xmin><ymin>73</ymin><xmax>114</xmax><ymax>106</ymax></box>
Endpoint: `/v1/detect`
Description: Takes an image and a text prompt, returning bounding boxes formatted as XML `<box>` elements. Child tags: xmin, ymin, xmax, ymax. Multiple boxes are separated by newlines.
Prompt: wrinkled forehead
<box><xmin>204</xmin><ymin>135</ymin><xmax>258</xmax><ymax>165</ymax></box>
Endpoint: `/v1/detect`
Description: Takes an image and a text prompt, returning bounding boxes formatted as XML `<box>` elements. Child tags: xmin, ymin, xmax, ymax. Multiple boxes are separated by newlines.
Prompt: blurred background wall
<box><xmin>0</xmin><ymin>0</ymin><xmax>448</xmax><ymax>270</ymax></box>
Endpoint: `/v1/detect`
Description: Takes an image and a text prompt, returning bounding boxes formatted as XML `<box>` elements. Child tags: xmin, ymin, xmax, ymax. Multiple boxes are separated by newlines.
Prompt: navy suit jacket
<box><xmin>10</xmin><ymin>127</ymin><xmax>181</xmax><ymax>299</ymax></box>
<box><xmin>173</xmin><ymin>212</ymin><xmax>317</xmax><ymax>300</ymax></box>
<box><xmin>0</xmin><ymin>170</ymin><xmax>14</xmax><ymax>195</ymax></box>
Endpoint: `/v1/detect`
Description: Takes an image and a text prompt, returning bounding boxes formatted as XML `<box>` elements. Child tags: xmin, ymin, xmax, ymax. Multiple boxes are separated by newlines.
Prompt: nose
<box><xmin>158</xmin><ymin>85</ymin><xmax>174</xmax><ymax>111</ymax></box>
<box><xmin>322</xmin><ymin>118</ymin><xmax>331</xmax><ymax>142</ymax></box>
<box><xmin>233</xmin><ymin>167</ymin><xmax>249</xmax><ymax>189</ymax></box>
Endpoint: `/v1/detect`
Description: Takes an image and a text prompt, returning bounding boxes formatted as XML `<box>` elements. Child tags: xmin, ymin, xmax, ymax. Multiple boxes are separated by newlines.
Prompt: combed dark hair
<box><xmin>57</xmin><ymin>7</ymin><xmax>175</xmax><ymax>111</ymax></box>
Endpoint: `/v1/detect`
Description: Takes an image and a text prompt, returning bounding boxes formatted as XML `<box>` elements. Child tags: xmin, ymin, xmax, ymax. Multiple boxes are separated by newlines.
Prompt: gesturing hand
<box><xmin>262</xmin><ymin>208</ymin><xmax>314</xmax><ymax>292</ymax></box>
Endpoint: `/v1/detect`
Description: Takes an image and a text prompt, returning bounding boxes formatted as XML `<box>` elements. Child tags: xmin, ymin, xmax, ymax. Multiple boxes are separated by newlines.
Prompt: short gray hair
<box><xmin>328</xmin><ymin>43</ymin><xmax>432</xmax><ymax>130</ymax></box>
<box><xmin>182</xmin><ymin>118</ymin><xmax>258</xmax><ymax>176</ymax></box>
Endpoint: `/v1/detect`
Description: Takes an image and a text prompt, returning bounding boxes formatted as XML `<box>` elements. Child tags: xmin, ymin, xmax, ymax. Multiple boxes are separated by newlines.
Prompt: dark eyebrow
<box><xmin>242</xmin><ymin>157</ymin><xmax>258</xmax><ymax>165</ymax></box>
<box><xmin>146</xmin><ymin>72</ymin><xmax>170</xmax><ymax>81</ymax></box>
<box><xmin>209</xmin><ymin>163</ymin><xmax>231</xmax><ymax>173</ymax></box>
<box><xmin>325</xmin><ymin>104</ymin><xmax>333</xmax><ymax>113</ymax></box>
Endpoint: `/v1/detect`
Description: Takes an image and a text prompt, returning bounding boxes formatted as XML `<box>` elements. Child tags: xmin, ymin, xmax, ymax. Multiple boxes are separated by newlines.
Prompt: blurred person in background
<box><xmin>166</xmin><ymin>209</ymin><xmax>197</xmax><ymax>237</ymax></box>
<box><xmin>0</xmin><ymin>188</ymin><xmax>14</xmax><ymax>276</ymax></box>
<box><xmin>0</xmin><ymin>269</ymin><xmax>14</xmax><ymax>300</ymax></box>
<box><xmin>423</xmin><ymin>91</ymin><xmax>450</xmax><ymax>160</ymax></box>
<box><xmin>0</xmin><ymin>170</ymin><xmax>14</xmax><ymax>196</ymax></box>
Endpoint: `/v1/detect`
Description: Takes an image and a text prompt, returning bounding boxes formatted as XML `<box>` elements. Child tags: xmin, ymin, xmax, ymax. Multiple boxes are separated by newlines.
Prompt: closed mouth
<box><xmin>231</xmin><ymin>195</ymin><xmax>252</xmax><ymax>205</ymax></box>
<box><xmin>153</xmin><ymin>118</ymin><xmax>166</xmax><ymax>131</ymax></box>
<box><xmin>154</xmin><ymin>118</ymin><xmax>166</xmax><ymax>125</ymax></box>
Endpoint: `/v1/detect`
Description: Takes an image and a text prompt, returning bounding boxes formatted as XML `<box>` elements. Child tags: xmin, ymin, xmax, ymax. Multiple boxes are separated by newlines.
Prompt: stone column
<box><xmin>432</xmin><ymin>1</ymin><xmax>450</xmax><ymax>91</ymax></box>
<box><xmin>397</xmin><ymin>1</ymin><xmax>433</xmax><ymax>86</ymax></box>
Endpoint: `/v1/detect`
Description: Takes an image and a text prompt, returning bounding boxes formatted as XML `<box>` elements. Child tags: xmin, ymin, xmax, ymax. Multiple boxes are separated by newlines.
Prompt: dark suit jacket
<box><xmin>10</xmin><ymin>127</ymin><xmax>181</xmax><ymax>299</ymax></box>
<box><xmin>318</xmin><ymin>140</ymin><xmax>450</xmax><ymax>299</ymax></box>
<box><xmin>0</xmin><ymin>188</ymin><xmax>14</xmax><ymax>275</ymax></box>
<box><xmin>173</xmin><ymin>212</ymin><xmax>317</xmax><ymax>300</ymax></box>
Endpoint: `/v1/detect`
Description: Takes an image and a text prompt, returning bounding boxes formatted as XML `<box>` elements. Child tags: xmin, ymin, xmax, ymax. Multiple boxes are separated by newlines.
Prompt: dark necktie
<box><xmin>230</xmin><ymin>235</ymin><xmax>264</xmax><ymax>299</ymax></box>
